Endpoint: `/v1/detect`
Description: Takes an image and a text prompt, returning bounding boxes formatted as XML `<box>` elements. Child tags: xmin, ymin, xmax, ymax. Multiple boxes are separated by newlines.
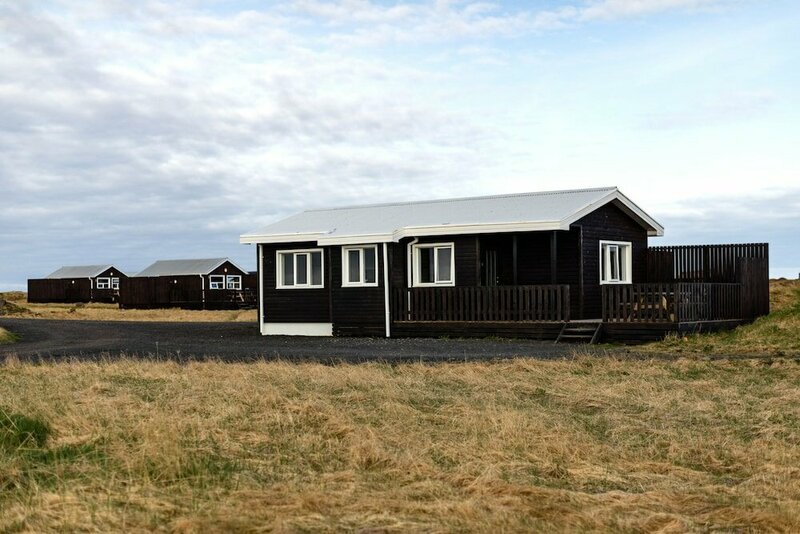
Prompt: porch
<box><xmin>390</xmin><ymin>243</ymin><xmax>769</xmax><ymax>343</ymax></box>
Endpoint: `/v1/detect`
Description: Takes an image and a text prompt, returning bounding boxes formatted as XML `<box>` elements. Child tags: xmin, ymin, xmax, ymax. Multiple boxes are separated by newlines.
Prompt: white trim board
<box><xmin>261</xmin><ymin>323</ymin><xmax>333</xmax><ymax>336</ymax></box>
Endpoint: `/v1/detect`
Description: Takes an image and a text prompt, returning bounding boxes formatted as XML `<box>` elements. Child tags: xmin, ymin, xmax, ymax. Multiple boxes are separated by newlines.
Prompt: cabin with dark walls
<box><xmin>28</xmin><ymin>265</ymin><xmax>127</xmax><ymax>303</ymax></box>
<box><xmin>241</xmin><ymin>187</ymin><xmax>769</xmax><ymax>343</ymax></box>
<box><xmin>119</xmin><ymin>258</ymin><xmax>256</xmax><ymax>310</ymax></box>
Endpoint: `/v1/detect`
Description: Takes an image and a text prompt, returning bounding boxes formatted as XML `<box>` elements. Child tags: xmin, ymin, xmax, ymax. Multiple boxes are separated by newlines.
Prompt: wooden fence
<box><xmin>647</xmin><ymin>243</ymin><xmax>768</xmax><ymax>283</ymax></box>
<box><xmin>393</xmin><ymin>285</ymin><xmax>570</xmax><ymax>322</ymax></box>
<box><xmin>602</xmin><ymin>283</ymin><xmax>743</xmax><ymax>323</ymax></box>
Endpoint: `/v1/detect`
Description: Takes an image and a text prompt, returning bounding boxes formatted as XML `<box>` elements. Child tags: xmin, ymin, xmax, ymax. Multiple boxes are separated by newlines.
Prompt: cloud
<box><xmin>286</xmin><ymin>0</ymin><xmax>741</xmax><ymax>46</ymax></box>
<box><xmin>642</xmin><ymin>90</ymin><xmax>776</xmax><ymax>130</ymax></box>
<box><xmin>578</xmin><ymin>0</ymin><xmax>737</xmax><ymax>20</ymax></box>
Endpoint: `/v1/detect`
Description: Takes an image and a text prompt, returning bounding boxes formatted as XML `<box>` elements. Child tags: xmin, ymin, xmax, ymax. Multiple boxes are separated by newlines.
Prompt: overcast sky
<box><xmin>1</xmin><ymin>0</ymin><xmax>798</xmax><ymax>289</ymax></box>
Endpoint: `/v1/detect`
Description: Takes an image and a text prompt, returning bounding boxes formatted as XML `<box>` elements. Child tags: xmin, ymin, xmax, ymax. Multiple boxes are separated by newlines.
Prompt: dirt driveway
<box><xmin>0</xmin><ymin>318</ymin><xmax>598</xmax><ymax>362</ymax></box>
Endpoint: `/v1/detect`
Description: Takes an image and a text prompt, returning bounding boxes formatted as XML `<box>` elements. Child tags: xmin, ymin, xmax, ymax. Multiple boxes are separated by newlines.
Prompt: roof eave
<box><xmin>240</xmin><ymin>232</ymin><xmax>328</xmax><ymax>245</ymax></box>
<box><xmin>560</xmin><ymin>189</ymin><xmax>665</xmax><ymax>237</ymax></box>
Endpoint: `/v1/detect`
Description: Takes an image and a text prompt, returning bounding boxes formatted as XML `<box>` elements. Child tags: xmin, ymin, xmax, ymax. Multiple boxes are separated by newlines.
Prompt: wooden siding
<box><xmin>574</xmin><ymin>201</ymin><xmax>649</xmax><ymax>319</ymax></box>
<box><xmin>120</xmin><ymin>275</ymin><xmax>204</xmax><ymax>309</ymax></box>
<box><xmin>330</xmin><ymin>245</ymin><xmax>386</xmax><ymax>336</ymax></box>
<box><xmin>28</xmin><ymin>278</ymin><xmax>92</xmax><ymax>303</ymax></box>
<box><xmin>261</xmin><ymin>243</ymin><xmax>331</xmax><ymax>323</ymax></box>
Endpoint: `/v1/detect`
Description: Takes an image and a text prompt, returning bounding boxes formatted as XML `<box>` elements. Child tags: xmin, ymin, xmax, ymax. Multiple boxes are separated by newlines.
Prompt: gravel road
<box><xmin>0</xmin><ymin>318</ymin><xmax>597</xmax><ymax>363</ymax></box>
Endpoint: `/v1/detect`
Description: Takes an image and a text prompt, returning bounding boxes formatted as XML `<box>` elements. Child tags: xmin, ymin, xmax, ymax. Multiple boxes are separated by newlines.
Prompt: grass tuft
<box><xmin>0</xmin><ymin>328</ymin><xmax>19</xmax><ymax>344</ymax></box>
<box><xmin>0</xmin><ymin>408</ymin><xmax>51</xmax><ymax>450</ymax></box>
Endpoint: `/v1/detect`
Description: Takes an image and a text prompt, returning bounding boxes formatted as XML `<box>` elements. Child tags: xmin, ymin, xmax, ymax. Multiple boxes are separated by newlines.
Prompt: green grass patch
<box><xmin>0</xmin><ymin>327</ymin><xmax>19</xmax><ymax>344</ymax></box>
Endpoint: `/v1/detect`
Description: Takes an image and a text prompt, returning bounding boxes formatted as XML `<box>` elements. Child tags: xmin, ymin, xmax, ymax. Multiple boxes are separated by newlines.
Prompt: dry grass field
<box><xmin>0</xmin><ymin>292</ymin><xmax>256</xmax><ymax>323</ymax></box>
<box><xmin>2</xmin><ymin>355</ymin><xmax>800</xmax><ymax>532</ymax></box>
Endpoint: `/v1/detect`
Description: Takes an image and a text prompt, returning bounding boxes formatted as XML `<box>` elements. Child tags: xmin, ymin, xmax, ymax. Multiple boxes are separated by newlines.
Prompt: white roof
<box><xmin>46</xmin><ymin>265</ymin><xmax>120</xmax><ymax>279</ymax></box>
<box><xmin>241</xmin><ymin>187</ymin><xmax>664</xmax><ymax>245</ymax></box>
<box><xmin>134</xmin><ymin>258</ymin><xmax>247</xmax><ymax>277</ymax></box>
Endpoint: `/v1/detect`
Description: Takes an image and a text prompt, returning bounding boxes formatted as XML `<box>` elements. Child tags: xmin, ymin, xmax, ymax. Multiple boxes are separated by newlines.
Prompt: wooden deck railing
<box><xmin>393</xmin><ymin>285</ymin><xmax>570</xmax><ymax>322</ymax></box>
<box><xmin>602</xmin><ymin>283</ymin><xmax>743</xmax><ymax>323</ymax></box>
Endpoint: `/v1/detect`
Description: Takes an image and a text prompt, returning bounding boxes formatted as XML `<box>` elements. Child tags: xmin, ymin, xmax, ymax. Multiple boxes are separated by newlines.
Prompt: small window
<box><xmin>209</xmin><ymin>275</ymin><xmax>225</xmax><ymax>289</ymax></box>
<box><xmin>342</xmin><ymin>245</ymin><xmax>378</xmax><ymax>287</ymax></box>
<box><xmin>111</xmin><ymin>278</ymin><xmax>120</xmax><ymax>290</ymax></box>
<box><xmin>277</xmin><ymin>249</ymin><xmax>324</xmax><ymax>289</ymax></box>
<box><xmin>600</xmin><ymin>241</ymin><xmax>632</xmax><ymax>284</ymax></box>
<box><xmin>226</xmin><ymin>275</ymin><xmax>242</xmax><ymax>290</ymax></box>
<box><xmin>96</xmin><ymin>277</ymin><xmax>111</xmax><ymax>289</ymax></box>
<box><xmin>412</xmin><ymin>243</ymin><xmax>455</xmax><ymax>287</ymax></box>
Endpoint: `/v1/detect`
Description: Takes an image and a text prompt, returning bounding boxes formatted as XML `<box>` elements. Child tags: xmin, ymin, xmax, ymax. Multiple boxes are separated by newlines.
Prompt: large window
<box><xmin>209</xmin><ymin>275</ymin><xmax>225</xmax><ymax>289</ymax></box>
<box><xmin>412</xmin><ymin>243</ymin><xmax>454</xmax><ymax>287</ymax></box>
<box><xmin>96</xmin><ymin>277</ymin><xmax>110</xmax><ymax>289</ymax></box>
<box><xmin>277</xmin><ymin>249</ymin><xmax>324</xmax><ymax>289</ymax></box>
<box><xmin>600</xmin><ymin>241</ymin><xmax>632</xmax><ymax>284</ymax></box>
<box><xmin>226</xmin><ymin>275</ymin><xmax>242</xmax><ymax>290</ymax></box>
<box><xmin>342</xmin><ymin>245</ymin><xmax>378</xmax><ymax>287</ymax></box>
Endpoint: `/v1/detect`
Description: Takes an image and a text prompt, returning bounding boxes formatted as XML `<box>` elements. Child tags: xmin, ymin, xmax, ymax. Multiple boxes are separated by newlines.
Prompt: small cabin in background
<box><xmin>119</xmin><ymin>258</ymin><xmax>256</xmax><ymax>310</ymax></box>
<box><xmin>28</xmin><ymin>265</ymin><xmax>127</xmax><ymax>303</ymax></box>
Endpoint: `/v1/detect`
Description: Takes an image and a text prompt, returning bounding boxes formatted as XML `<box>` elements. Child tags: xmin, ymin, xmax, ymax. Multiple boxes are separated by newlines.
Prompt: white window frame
<box><xmin>111</xmin><ymin>278</ymin><xmax>120</xmax><ymax>290</ymax></box>
<box><xmin>599</xmin><ymin>240</ymin><xmax>633</xmax><ymax>285</ymax></box>
<box><xmin>342</xmin><ymin>245</ymin><xmax>379</xmax><ymax>288</ymax></box>
<box><xmin>412</xmin><ymin>242</ymin><xmax>455</xmax><ymax>287</ymax></box>
<box><xmin>209</xmin><ymin>275</ymin><xmax>225</xmax><ymax>290</ymax></box>
<box><xmin>96</xmin><ymin>277</ymin><xmax>111</xmax><ymax>289</ymax></box>
<box><xmin>276</xmin><ymin>248</ymin><xmax>325</xmax><ymax>289</ymax></box>
<box><xmin>226</xmin><ymin>275</ymin><xmax>242</xmax><ymax>290</ymax></box>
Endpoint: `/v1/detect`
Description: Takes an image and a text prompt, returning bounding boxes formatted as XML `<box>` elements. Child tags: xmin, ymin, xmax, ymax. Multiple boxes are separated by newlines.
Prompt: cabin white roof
<box><xmin>134</xmin><ymin>258</ymin><xmax>246</xmax><ymax>277</ymax></box>
<box><xmin>241</xmin><ymin>187</ymin><xmax>664</xmax><ymax>246</ymax></box>
<box><xmin>46</xmin><ymin>265</ymin><xmax>120</xmax><ymax>279</ymax></box>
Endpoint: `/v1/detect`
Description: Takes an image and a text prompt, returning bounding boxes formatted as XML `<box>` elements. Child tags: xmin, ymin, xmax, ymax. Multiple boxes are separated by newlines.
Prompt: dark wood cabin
<box><xmin>240</xmin><ymin>187</ymin><xmax>769</xmax><ymax>343</ymax></box>
<box><xmin>28</xmin><ymin>265</ymin><xmax>128</xmax><ymax>304</ymax></box>
<box><xmin>119</xmin><ymin>258</ymin><xmax>255</xmax><ymax>310</ymax></box>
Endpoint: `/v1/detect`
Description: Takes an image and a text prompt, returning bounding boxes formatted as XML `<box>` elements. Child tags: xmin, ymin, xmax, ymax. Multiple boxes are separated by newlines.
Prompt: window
<box><xmin>342</xmin><ymin>245</ymin><xmax>378</xmax><ymax>287</ymax></box>
<box><xmin>226</xmin><ymin>275</ymin><xmax>242</xmax><ymax>290</ymax></box>
<box><xmin>412</xmin><ymin>243</ymin><xmax>454</xmax><ymax>287</ymax></box>
<box><xmin>600</xmin><ymin>241</ymin><xmax>632</xmax><ymax>284</ymax></box>
<box><xmin>209</xmin><ymin>275</ymin><xmax>225</xmax><ymax>289</ymax></box>
<box><xmin>96</xmin><ymin>277</ymin><xmax>110</xmax><ymax>289</ymax></box>
<box><xmin>277</xmin><ymin>249</ymin><xmax>324</xmax><ymax>288</ymax></box>
<box><xmin>111</xmin><ymin>278</ymin><xmax>120</xmax><ymax>290</ymax></box>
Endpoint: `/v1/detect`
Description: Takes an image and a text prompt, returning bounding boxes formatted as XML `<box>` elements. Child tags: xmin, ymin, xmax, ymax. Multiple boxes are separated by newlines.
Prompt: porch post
<box><xmin>512</xmin><ymin>234</ymin><xmax>518</xmax><ymax>285</ymax></box>
<box><xmin>550</xmin><ymin>231</ymin><xmax>557</xmax><ymax>284</ymax></box>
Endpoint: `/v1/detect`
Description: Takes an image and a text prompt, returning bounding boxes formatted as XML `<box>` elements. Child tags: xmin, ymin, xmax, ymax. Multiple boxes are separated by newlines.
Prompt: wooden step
<box><xmin>555</xmin><ymin>322</ymin><xmax>603</xmax><ymax>344</ymax></box>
